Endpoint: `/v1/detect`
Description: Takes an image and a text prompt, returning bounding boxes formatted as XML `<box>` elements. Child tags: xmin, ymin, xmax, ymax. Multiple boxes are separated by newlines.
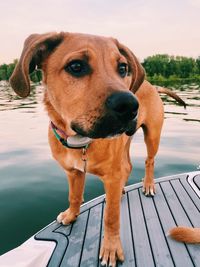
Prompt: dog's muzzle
<box><xmin>72</xmin><ymin>92</ymin><xmax>139</xmax><ymax>139</ymax></box>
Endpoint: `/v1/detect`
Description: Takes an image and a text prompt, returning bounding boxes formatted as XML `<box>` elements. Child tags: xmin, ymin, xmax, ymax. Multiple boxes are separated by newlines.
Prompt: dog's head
<box><xmin>10</xmin><ymin>32</ymin><xmax>145</xmax><ymax>138</ymax></box>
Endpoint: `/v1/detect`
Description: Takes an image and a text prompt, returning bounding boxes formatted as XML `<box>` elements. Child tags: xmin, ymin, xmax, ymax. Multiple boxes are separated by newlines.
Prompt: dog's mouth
<box><xmin>71</xmin><ymin>115</ymin><xmax>138</xmax><ymax>139</ymax></box>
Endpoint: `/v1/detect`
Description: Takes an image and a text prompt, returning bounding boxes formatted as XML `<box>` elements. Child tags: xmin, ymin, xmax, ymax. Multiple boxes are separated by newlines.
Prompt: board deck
<box><xmin>34</xmin><ymin>172</ymin><xmax>200</xmax><ymax>267</ymax></box>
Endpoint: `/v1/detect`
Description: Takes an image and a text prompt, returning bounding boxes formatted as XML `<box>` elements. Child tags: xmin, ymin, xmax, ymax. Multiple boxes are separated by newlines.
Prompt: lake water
<box><xmin>0</xmin><ymin>82</ymin><xmax>199</xmax><ymax>255</ymax></box>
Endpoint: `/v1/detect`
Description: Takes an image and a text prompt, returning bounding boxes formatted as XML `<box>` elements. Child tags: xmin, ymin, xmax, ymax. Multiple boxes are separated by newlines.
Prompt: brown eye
<box><xmin>65</xmin><ymin>60</ymin><xmax>91</xmax><ymax>77</ymax></box>
<box><xmin>118</xmin><ymin>63</ymin><xmax>128</xmax><ymax>78</ymax></box>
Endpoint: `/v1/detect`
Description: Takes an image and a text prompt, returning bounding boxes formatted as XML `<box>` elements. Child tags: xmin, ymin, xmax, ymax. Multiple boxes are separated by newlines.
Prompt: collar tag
<box><xmin>82</xmin><ymin>147</ymin><xmax>88</xmax><ymax>173</ymax></box>
<box><xmin>67</xmin><ymin>135</ymin><xmax>92</xmax><ymax>148</ymax></box>
<box><xmin>50</xmin><ymin>121</ymin><xmax>92</xmax><ymax>149</ymax></box>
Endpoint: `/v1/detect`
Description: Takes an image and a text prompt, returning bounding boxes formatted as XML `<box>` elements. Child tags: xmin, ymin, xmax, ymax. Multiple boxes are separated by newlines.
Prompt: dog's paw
<box><xmin>57</xmin><ymin>208</ymin><xmax>79</xmax><ymax>225</ymax></box>
<box><xmin>142</xmin><ymin>178</ymin><xmax>156</xmax><ymax>197</ymax></box>
<box><xmin>99</xmin><ymin>236</ymin><xmax>124</xmax><ymax>267</ymax></box>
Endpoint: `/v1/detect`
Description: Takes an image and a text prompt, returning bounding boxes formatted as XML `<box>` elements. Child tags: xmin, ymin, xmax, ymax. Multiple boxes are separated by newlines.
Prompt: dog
<box><xmin>10</xmin><ymin>32</ymin><xmax>186</xmax><ymax>266</ymax></box>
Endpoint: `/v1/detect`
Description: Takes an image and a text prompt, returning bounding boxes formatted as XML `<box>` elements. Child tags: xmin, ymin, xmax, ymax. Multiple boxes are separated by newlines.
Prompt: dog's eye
<box><xmin>118</xmin><ymin>63</ymin><xmax>128</xmax><ymax>78</ymax></box>
<box><xmin>65</xmin><ymin>60</ymin><xmax>91</xmax><ymax>77</ymax></box>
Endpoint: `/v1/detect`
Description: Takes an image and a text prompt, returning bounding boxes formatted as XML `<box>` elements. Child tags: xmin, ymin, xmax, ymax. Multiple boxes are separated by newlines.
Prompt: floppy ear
<box><xmin>10</xmin><ymin>32</ymin><xmax>64</xmax><ymax>98</ymax></box>
<box><xmin>117</xmin><ymin>42</ymin><xmax>145</xmax><ymax>93</ymax></box>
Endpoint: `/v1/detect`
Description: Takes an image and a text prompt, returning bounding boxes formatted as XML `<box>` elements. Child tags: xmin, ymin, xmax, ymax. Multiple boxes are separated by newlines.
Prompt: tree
<box><xmin>0</xmin><ymin>64</ymin><xmax>8</xmax><ymax>80</ymax></box>
<box><xmin>142</xmin><ymin>54</ymin><xmax>198</xmax><ymax>80</ymax></box>
<box><xmin>176</xmin><ymin>57</ymin><xmax>195</xmax><ymax>78</ymax></box>
<box><xmin>196</xmin><ymin>57</ymin><xmax>200</xmax><ymax>74</ymax></box>
<box><xmin>0</xmin><ymin>60</ymin><xmax>43</xmax><ymax>82</ymax></box>
<box><xmin>30</xmin><ymin>70</ymin><xmax>42</xmax><ymax>83</ymax></box>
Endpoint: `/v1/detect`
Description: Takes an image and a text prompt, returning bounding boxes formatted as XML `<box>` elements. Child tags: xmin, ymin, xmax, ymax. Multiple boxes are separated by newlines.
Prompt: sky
<box><xmin>0</xmin><ymin>0</ymin><xmax>200</xmax><ymax>64</ymax></box>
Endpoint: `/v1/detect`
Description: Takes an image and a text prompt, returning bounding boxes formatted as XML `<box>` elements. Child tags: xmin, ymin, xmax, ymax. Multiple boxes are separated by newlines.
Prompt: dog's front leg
<box><xmin>100</xmin><ymin>178</ymin><xmax>124</xmax><ymax>267</ymax></box>
<box><xmin>142</xmin><ymin>123</ymin><xmax>162</xmax><ymax>196</ymax></box>
<box><xmin>57</xmin><ymin>170</ymin><xmax>85</xmax><ymax>225</ymax></box>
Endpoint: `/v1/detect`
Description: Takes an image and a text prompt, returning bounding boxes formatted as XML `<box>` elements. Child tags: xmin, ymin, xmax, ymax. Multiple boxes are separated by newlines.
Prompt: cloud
<box><xmin>0</xmin><ymin>0</ymin><xmax>199</xmax><ymax>63</ymax></box>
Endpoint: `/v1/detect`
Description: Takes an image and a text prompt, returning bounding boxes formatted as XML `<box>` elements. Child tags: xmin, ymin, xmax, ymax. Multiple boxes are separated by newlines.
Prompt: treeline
<box><xmin>142</xmin><ymin>54</ymin><xmax>200</xmax><ymax>85</ymax></box>
<box><xmin>0</xmin><ymin>54</ymin><xmax>200</xmax><ymax>85</ymax></box>
<box><xmin>0</xmin><ymin>59</ymin><xmax>42</xmax><ymax>83</ymax></box>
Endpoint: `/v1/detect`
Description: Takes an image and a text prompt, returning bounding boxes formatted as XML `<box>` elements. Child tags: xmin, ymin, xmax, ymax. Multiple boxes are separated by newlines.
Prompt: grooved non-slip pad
<box><xmin>35</xmin><ymin>173</ymin><xmax>200</xmax><ymax>267</ymax></box>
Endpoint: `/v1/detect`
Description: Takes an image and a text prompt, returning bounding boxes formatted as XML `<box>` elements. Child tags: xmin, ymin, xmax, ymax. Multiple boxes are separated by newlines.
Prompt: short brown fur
<box><xmin>10</xmin><ymin>32</ymin><xmax>186</xmax><ymax>266</ymax></box>
<box><xmin>169</xmin><ymin>227</ymin><xmax>200</xmax><ymax>244</ymax></box>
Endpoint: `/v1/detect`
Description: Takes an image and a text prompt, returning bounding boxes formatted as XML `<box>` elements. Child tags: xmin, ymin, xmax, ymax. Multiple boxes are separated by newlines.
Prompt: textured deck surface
<box><xmin>35</xmin><ymin>172</ymin><xmax>200</xmax><ymax>267</ymax></box>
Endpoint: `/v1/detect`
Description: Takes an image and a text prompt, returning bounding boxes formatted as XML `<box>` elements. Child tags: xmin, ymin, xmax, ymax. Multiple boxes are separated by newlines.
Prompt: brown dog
<box><xmin>10</xmin><ymin>32</ymin><xmax>186</xmax><ymax>266</ymax></box>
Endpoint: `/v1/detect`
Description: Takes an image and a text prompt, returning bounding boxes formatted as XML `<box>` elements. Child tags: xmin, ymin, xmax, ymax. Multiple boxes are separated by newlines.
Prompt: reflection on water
<box><xmin>0</xmin><ymin>82</ymin><xmax>200</xmax><ymax>255</ymax></box>
<box><xmin>0</xmin><ymin>82</ymin><xmax>42</xmax><ymax>112</ymax></box>
<box><xmin>160</xmin><ymin>86</ymin><xmax>200</xmax><ymax>108</ymax></box>
<box><xmin>183</xmin><ymin>118</ymin><xmax>200</xmax><ymax>123</ymax></box>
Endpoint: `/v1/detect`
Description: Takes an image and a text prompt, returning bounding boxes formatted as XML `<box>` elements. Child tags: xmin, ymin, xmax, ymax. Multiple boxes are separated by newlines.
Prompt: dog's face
<box><xmin>10</xmin><ymin>32</ymin><xmax>145</xmax><ymax>138</ymax></box>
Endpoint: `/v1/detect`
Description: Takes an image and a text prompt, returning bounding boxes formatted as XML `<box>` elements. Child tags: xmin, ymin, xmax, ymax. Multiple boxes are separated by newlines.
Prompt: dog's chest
<box><xmin>65</xmin><ymin>153</ymin><xmax>86</xmax><ymax>172</ymax></box>
<box><xmin>73</xmin><ymin>158</ymin><xmax>86</xmax><ymax>172</ymax></box>
<box><xmin>64</xmin><ymin>148</ymin><xmax>106</xmax><ymax>176</ymax></box>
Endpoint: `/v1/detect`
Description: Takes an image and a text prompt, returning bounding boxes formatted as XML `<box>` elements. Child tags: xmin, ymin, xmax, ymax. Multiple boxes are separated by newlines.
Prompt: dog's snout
<box><xmin>106</xmin><ymin>92</ymin><xmax>139</xmax><ymax>119</ymax></box>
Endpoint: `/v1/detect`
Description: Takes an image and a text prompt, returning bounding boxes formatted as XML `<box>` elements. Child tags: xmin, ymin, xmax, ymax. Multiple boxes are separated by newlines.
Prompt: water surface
<box><xmin>0</xmin><ymin>82</ymin><xmax>199</xmax><ymax>255</ymax></box>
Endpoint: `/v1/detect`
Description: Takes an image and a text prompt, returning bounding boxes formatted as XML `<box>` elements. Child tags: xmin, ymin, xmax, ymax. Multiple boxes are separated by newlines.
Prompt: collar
<box><xmin>50</xmin><ymin>121</ymin><xmax>91</xmax><ymax>149</ymax></box>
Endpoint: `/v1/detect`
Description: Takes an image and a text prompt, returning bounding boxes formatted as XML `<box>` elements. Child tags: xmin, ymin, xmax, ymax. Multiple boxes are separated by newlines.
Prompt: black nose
<box><xmin>106</xmin><ymin>92</ymin><xmax>139</xmax><ymax>119</ymax></box>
